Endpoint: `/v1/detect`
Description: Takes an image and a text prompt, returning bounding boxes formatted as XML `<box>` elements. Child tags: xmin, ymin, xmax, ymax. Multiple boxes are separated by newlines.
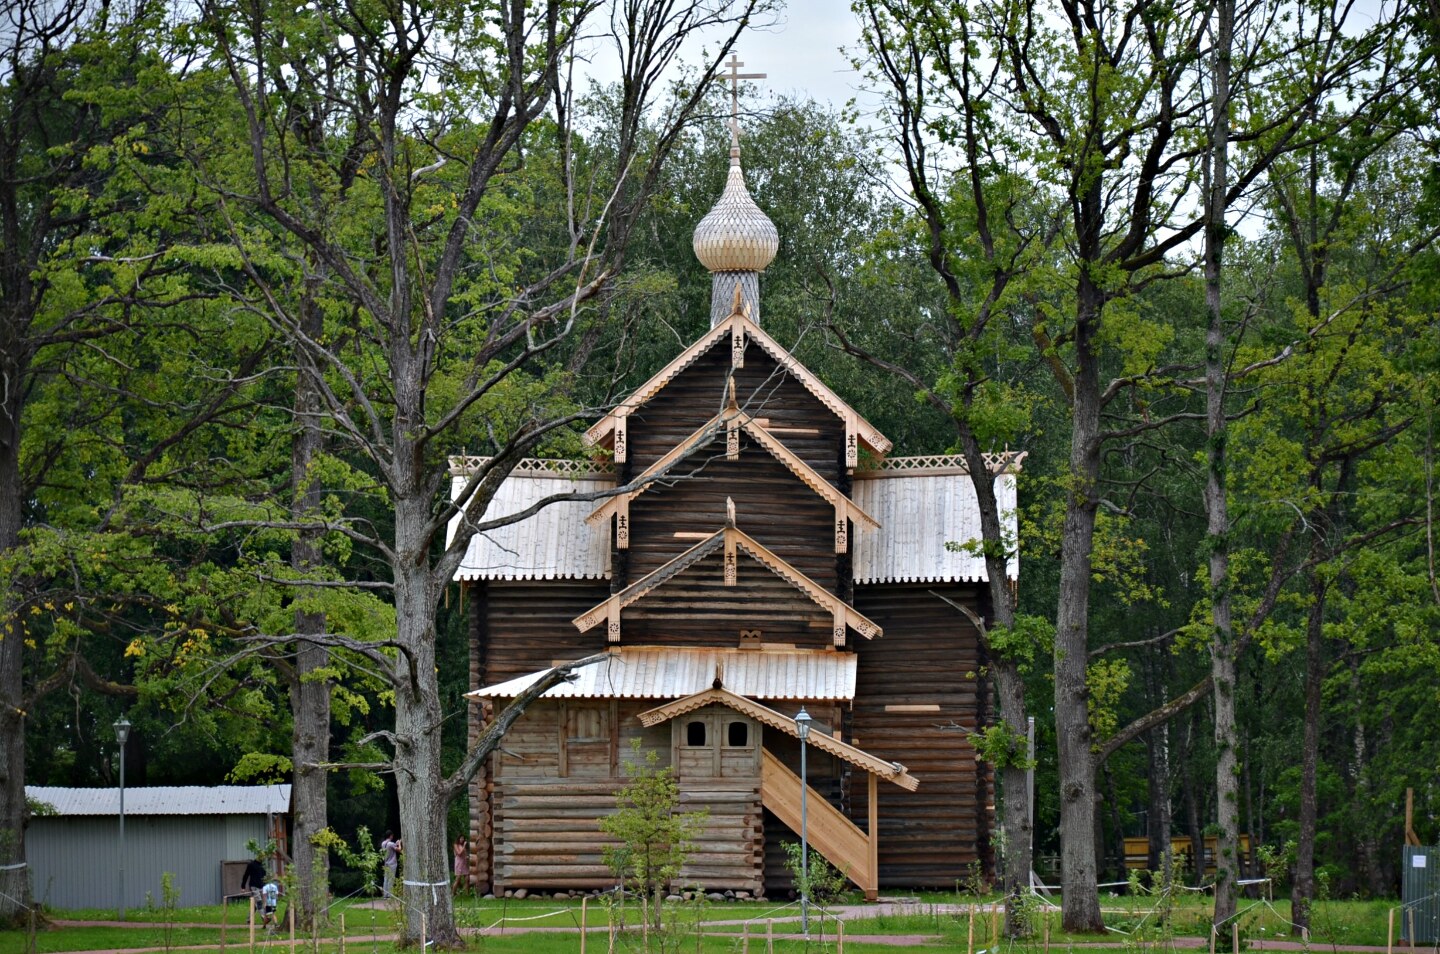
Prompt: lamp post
<box><xmin>114</xmin><ymin>716</ymin><xmax>130</xmax><ymax>921</ymax></box>
<box><xmin>795</xmin><ymin>707</ymin><xmax>811</xmax><ymax>937</ymax></box>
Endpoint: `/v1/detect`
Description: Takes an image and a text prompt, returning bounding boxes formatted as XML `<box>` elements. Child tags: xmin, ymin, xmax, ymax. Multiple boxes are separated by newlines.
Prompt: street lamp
<box><xmin>794</xmin><ymin>707</ymin><xmax>812</xmax><ymax>937</ymax></box>
<box><xmin>114</xmin><ymin>716</ymin><xmax>130</xmax><ymax>921</ymax></box>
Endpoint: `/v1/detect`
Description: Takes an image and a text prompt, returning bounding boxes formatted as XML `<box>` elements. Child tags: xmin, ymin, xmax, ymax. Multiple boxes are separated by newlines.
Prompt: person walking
<box><xmin>261</xmin><ymin>880</ymin><xmax>281</xmax><ymax>928</ymax></box>
<box><xmin>380</xmin><ymin>831</ymin><xmax>401</xmax><ymax>898</ymax></box>
<box><xmin>241</xmin><ymin>853</ymin><xmax>267</xmax><ymax>914</ymax></box>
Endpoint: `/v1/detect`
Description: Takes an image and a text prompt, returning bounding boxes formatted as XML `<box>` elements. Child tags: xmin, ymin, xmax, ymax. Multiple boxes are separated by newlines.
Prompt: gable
<box><xmin>585</xmin><ymin>310</ymin><xmax>891</xmax><ymax>468</ymax></box>
<box><xmin>572</xmin><ymin>525</ymin><xmax>881</xmax><ymax>646</ymax></box>
<box><xmin>588</xmin><ymin>411</ymin><xmax>876</xmax><ymax>557</ymax></box>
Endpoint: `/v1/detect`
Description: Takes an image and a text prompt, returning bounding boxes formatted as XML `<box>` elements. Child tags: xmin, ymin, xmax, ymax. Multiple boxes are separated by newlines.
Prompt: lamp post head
<box><xmin>114</xmin><ymin>716</ymin><xmax>131</xmax><ymax>746</ymax></box>
<box><xmin>795</xmin><ymin>707</ymin><xmax>811</xmax><ymax>741</ymax></box>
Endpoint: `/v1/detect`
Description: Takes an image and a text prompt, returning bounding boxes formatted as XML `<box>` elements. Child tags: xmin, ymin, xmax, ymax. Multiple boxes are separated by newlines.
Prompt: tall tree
<box><xmin>848</xmin><ymin>1</ymin><xmax>1057</xmax><ymax>932</ymax></box>
<box><xmin>851</xmin><ymin>0</ymin><xmax>1411</xmax><ymax>929</ymax></box>
<box><xmin>190</xmin><ymin>0</ymin><xmax>770</xmax><ymax>942</ymax></box>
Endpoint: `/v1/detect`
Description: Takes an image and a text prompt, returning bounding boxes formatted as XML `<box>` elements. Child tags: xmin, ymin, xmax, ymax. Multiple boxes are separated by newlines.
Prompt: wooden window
<box><xmin>726</xmin><ymin>721</ymin><xmax>749</xmax><ymax>748</ymax></box>
<box><xmin>563</xmin><ymin>705</ymin><xmax>612</xmax><ymax>778</ymax></box>
<box><xmin>686</xmin><ymin>720</ymin><xmax>707</xmax><ymax>747</ymax></box>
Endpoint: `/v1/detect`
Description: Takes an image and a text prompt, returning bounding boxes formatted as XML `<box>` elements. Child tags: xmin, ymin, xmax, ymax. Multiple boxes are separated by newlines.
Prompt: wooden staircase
<box><xmin>760</xmin><ymin>749</ymin><xmax>878</xmax><ymax>900</ymax></box>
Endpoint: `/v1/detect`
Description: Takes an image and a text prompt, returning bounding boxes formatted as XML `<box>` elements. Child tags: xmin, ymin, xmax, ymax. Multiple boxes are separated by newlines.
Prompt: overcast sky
<box><xmin>732</xmin><ymin>1</ymin><xmax>868</xmax><ymax>108</ymax></box>
<box><xmin>576</xmin><ymin>1</ymin><xmax>874</xmax><ymax>115</ymax></box>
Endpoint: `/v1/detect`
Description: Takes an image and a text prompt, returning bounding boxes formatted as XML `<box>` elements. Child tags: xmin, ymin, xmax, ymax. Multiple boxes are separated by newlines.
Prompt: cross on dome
<box><xmin>723</xmin><ymin>53</ymin><xmax>766</xmax><ymax>155</ymax></box>
<box><xmin>692</xmin><ymin>52</ymin><xmax>779</xmax><ymax>325</ymax></box>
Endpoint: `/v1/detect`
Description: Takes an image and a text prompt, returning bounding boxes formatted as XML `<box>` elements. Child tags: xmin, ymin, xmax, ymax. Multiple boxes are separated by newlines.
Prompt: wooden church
<box><xmin>452</xmin><ymin>92</ymin><xmax>1021</xmax><ymax>898</ymax></box>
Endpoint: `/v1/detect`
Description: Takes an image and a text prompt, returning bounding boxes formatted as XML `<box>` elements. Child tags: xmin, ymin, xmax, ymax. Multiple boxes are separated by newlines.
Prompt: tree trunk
<box><xmin>957</xmin><ymin>428</ymin><xmax>1031</xmax><ymax>937</ymax></box>
<box><xmin>1054</xmin><ymin>268</ymin><xmax>1105</xmax><ymax>933</ymax></box>
<box><xmin>289</xmin><ymin>293</ymin><xmax>330</xmax><ymax>928</ymax></box>
<box><xmin>0</xmin><ymin>409</ymin><xmax>33</xmax><ymax>925</ymax></box>
<box><xmin>1293</xmin><ymin>569</ymin><xmax>1328</xmax><ymax>931</ymax></box>
<box><xmin>1180</xmin><ymin>712</ymin><xmax>1205</xmax><ymax>887</ymax></box>
<box><xmin>1204</xmin><ymin>0</ymin><xmax>1239</xmax><ymax>926</ymax></box>
<box><xmin>1146</xmin><ymin>721</ymin><xmax>1172</xmax><ymax>879</ymax></box>
<box><xmin>393</xmin><ymin>491</ymin><xmax>456</xmax><ymax>946</ymax></box>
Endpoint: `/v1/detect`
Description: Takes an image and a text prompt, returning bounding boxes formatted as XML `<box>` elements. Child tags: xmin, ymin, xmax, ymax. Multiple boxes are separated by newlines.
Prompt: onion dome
<box><xmin>692</xmin><ymin>148</ymin><xmax>779</xmax><ymax>273</ymax></box>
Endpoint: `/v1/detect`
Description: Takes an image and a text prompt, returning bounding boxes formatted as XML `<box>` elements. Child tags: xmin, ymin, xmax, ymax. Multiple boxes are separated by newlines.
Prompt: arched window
<box><xmin>686</xmin><ymin>720</ymin><xmax>707</xmax><ymax>747</ymax></box>
<box><xmin>727</xmin><ymin>721</ymin><xmax>749</xmax><ymax>747</ymax></box>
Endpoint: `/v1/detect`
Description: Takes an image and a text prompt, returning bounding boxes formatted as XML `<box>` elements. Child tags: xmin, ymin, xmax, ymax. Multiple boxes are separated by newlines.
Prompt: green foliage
<box><xmin>782</xmin><ymin>841</ymin><xmax>851</xmax><ymax>908</ymax></box>
<box><xmin>599</xmin><ymin>743</ymin><xmax>707</xmax><ymax>926</ymax></box>
<box><xmin>311</xmin><ymin>827</ymin><xmax>382</xmax><ymax>895</ymax></box>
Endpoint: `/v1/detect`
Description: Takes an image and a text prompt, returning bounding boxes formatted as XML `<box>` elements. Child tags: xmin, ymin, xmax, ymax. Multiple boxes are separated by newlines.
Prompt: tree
<box><xmin>184</xmin><ymin>0</ymin><xmax>770</xmax><ymax>942</ymax></box>
<box><xmin>850</xmin><ymin>0</ymin><xmax>1413</xmax><ymax>930</ymax></box>
<box><xmin>600</xmin><ymin>743</ymin><xmax>707</xmax><ymax>931</ymax></box>
<box><xmin>0</xmin><ymin>0</ymin><xmax>243</xmax><ymax>920</ymax></box>
<box><xmin>848</xmin><ymin>1</ymin><xmax>1057</xmax><ymax>932</ymax></box>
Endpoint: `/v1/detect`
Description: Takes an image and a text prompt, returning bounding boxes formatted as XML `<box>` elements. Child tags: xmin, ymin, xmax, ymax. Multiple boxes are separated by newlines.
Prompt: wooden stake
<box><xmin>742</xmin><ymin>920</ymin><xmax>749</xmax><ymax>954</ymax></box>
<box><xmin>991</xmin><ymin>905</ymin><xmax>999</xmax><ymax>945</ymax></box>
<box><xmin>340</xmin><ymin>913</ymin><xmax>345</xmax><ymax>954</ymax></box>
<box><xmin>580</xmin><ymin>897</ymin><xmax>587</xmax><ymax>954</ymax></box>
<box><xmin>1044</xmin><ymin>910</ymin><xmax>1051</xmax><ymax>954</ymax></box>
<box><xmin>1388</xmin><ymin>908</ymin><xmax>1394</xmax><ymax>954</ymax></box>
<box><xmin>289</xmin><ymin>901</ymin><xmax>295</xmax><ymax>952</ymax></box>
<box><xmin>1408</xmin><ymin>910</ymin><xmax>1416</xmax><ymax>948</ymax></box>
<box><xmin>967</xmin><ymin>904</ymin><xmax>975</xmax><ymax>954</ymax></box>
<box><xmin>1231</xmin><ymin>922</ymin><xmax>1238</xmax><ymax>953</ymax></box>
<box><xmin>421</xmin><ymin>911</ymin><xmax>427</xmax><ymax>954</ymax></box>
<box><xmin>838</xmin><ymin>919</ymin><xmax>845</xmax><ymax>954</ymax></box>
<box><xmin>1209</xmin><ymin>925</ymin><xmax>1216</xmax><ymax>954</ymax></box>
<box><xmin>767</xmin><ymin>918</ymin><xmax>774</xmax><ymax>954</ymax></box>
<box><xmin>248</xmin><ymin>897</ymin><xmax>255</xmax><ymax>954</ymax></box>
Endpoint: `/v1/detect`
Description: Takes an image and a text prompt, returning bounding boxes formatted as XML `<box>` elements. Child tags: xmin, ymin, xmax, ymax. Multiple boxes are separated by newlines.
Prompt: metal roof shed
<box><xmin>26</xmin><ymin>785</ymin><xmax>290</xmax><ymax>911</ymax></box>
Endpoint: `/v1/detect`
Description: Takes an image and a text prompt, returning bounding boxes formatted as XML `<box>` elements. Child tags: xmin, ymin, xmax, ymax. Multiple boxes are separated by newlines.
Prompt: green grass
<box><xmin>0</xmin><ymin>894</ymin><xmax>1406</xmax><ymax>954</ymax></box>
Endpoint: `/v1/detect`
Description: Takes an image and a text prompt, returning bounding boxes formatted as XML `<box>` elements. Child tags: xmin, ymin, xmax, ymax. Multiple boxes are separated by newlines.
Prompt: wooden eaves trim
<box><xmin>635</xmin><ymin>687</ymin><xmax>919</xmax><ymax>791</ymax></box>
<box><xmin>570</xmin><ymin>525</ymin><xmax>882</xmax><ymax>645</ymax></box>
<box><xmin>587</xmin><ymin>409</ymin><xmax>879</xmax><ymax>554</ymax></box>
<box><xmin>582</xmin><ymin>308</ymin><xmax>892</xmax><ymax>467</ymax></box>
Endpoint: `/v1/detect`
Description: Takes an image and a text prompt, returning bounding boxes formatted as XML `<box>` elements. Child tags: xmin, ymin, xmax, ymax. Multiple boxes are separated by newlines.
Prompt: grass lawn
<box><xmin>0</xmin><ymin>894</ymin><xmax>1405</xmax><ymax>954</ymax></box>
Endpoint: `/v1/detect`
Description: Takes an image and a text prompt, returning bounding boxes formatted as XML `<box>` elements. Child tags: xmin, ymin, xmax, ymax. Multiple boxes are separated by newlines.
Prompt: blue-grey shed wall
<box><xmin>28</xmin><ymin>814</ymin><xmax>270</xmax><ymax>910</ymax></box>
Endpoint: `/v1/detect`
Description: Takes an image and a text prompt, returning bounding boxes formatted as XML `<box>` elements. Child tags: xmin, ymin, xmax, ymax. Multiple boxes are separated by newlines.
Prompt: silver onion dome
<box><xmin>692</xmin><ymin>149</ymin><xmax>779</xmax><ymax>274</ymax></box>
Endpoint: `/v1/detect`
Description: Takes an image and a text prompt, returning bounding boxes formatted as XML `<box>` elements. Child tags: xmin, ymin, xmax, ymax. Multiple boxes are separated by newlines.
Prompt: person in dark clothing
<box><xmin>241</xmin><ymin>857</ymin><xmax>267</xmax><ymax>910</ymax></box>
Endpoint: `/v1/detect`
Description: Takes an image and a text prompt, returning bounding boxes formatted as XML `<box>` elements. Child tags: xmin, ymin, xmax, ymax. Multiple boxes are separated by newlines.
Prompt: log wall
<box><xmin>620</xmin><ymin>549</ymin><xmax>835</xmax><ymax>648</ymax></box>
<box><xmin>627</xmin><ymin>343</ymin><xmax>846</xmax><ymax>484</ymax></box>
<box><xmin>489</xmin><ymin>700</ymin><xmax>765</xmax><ymax>892</ymax></box>
<box><xmin>849</xmin><ymin>583</ymin><xmax>989</xmax><ymax>887</ymax></box>
<box><xmin>626</xmin><ymin>438</ymin><xmax>838</xmax><ymax>590</ymax></box>
<box><xmin>483</xmin><ymin>581</ymin><xmax>612</xmax><ymax>684</ymax></box>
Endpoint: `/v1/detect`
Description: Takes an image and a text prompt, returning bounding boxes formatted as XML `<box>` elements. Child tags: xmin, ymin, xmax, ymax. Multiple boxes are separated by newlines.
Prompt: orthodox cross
<box><xmin>723</xmin><ymin>53</ymin><xmax>765</xmax><ymax>145</ymax></box>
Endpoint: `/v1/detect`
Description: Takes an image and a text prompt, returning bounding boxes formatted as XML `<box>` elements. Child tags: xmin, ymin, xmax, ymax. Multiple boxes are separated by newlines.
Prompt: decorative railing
<box><xmin>447</xmin><ymin>455</ymin><xmax>615</xmax><ymax>478</ymax></box>
<box><xmin>853</xmin><ymin>450</ymin><xmax>1026</xmax><ymax>478</ymax></box>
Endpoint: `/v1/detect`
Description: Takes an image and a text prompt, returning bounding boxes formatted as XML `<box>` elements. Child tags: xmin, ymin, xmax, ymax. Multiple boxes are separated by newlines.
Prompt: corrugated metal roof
<box><xmin>26</xmin><ymin>785</ymin><xmax>291</xmax><ymax>817</ymax></box>
<box><xmin>469</xmin><ymin>648</ymin><xmax>857</xmax><ymax>701</ymax></box>
<box><xmin>851</xmin><ymin>472</ymin><xmax>1019</xmax><ymax>584</ymax></box>
<box><xmin>448</xmin><ymin>471</ymin><xmax>613</xmax><ymax>581</ymax></box>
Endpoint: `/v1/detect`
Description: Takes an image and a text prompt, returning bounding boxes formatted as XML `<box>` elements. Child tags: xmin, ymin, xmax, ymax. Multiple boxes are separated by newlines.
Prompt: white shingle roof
<box><xmin>851</xmin><ymin>471</ymin><xmax>1019</xmax><ymax>584</ymax></box>
<box><xmin>448</xmin><ymin>464</ymin><xmax>613</xmax><ymax>581</ymax></box>
<box><xmin>469</xmin><ymin>648</ymin><xmax>857</xmax><ymax>702</ymax></box>
<box><xmin>27</xmin><ymin>785</ymin><xmax>291</xmax><ymax>816</ymax></box>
